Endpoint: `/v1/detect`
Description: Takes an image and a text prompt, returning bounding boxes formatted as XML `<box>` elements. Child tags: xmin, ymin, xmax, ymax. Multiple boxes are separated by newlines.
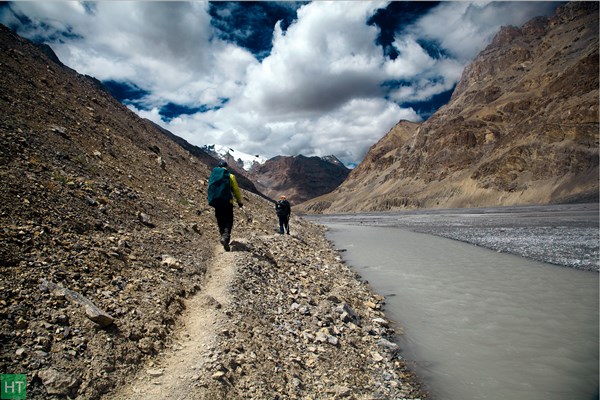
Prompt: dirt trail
<box><xmin>105</xmin><ymin>245</ymin><xmax>236</xmax><ymax>400</ymax></box>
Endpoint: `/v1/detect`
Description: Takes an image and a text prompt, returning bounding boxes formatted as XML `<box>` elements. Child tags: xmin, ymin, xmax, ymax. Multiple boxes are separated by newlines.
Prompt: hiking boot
<box><xmin>220</xmin><ymin>238</ymin><xmax>230</xmax><ymax>251</ymax></box>
<box><xmin>221</xmin><ymin>229</ymin><xmax>231</xmax><ymax>251</ymax></box>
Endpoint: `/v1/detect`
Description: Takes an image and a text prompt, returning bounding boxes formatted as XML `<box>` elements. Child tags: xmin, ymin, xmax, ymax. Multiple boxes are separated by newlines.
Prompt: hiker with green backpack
<box><xmin>207</xmin><ymin>160</ymin><xmax>243</xmax><ymax>251</ymax></box>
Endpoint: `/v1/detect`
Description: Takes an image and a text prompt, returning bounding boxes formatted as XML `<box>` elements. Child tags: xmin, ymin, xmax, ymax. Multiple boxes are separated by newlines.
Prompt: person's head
<box><xmin>218</xmin><ymin>160</ymin><xmax>228</xmax><ymax>168</ymax></box>
<box><xmin>280</xmin><ymin>195</ymin><xmax>286</xmax><ymax>200</ymax></box>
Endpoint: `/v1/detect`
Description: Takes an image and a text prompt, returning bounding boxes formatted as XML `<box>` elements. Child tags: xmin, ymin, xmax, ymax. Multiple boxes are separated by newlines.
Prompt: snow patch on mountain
<box><xmin>321</xmin><ymin>155</ymin><xmax>345</xmax><ymax>167</ymax></box>
<box><xmin>204</xmin><ymin>144</ymin><xmax>267</xmax><ymax>171</ymax></box>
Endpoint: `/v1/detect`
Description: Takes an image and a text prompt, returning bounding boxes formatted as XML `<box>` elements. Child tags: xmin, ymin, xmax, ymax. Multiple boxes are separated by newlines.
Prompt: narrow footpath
<box><xmin>105</xmin><ymin>245</ymin><xmax>236</xmax><ymax>400</ymax></box>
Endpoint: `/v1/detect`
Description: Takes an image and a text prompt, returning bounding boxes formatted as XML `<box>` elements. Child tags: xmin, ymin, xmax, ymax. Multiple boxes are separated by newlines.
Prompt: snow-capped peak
<box><xmin>204</xmin><ymin>144</ymin><xmax>267</xmax><ymax>171</ymax></box>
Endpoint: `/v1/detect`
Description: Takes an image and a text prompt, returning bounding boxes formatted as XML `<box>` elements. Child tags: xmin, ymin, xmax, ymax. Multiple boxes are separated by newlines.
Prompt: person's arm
<box><xmin>229</xmin><ymin>174</ymin><xmax>243</xmax><ymax>206</ymax></box>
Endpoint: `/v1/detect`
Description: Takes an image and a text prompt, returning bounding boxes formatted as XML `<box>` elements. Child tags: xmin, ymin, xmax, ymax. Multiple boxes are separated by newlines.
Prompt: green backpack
<box><xmin>207</xmin><ymin>167</ymin><xmax>232</xmax><ymax>207</ymax></box>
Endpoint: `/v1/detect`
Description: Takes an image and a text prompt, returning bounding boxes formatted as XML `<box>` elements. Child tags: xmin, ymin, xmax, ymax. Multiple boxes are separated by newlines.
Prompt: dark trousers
<box><xmin>278</xmin><ymin>214</ymin><xmax>290</xmax><ymax>234</ymax></box>
<box><xmin>215</xmin><ymin>204</ymin><xmax>234</xmax><ymax>239</ymax></box>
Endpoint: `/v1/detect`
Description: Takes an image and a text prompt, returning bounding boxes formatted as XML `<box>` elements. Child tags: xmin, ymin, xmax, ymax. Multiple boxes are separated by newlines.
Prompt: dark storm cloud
<box><xmin>103</xmin><ymin>80</ymin><xmax>150</xmax><ymax>103</ymax></box>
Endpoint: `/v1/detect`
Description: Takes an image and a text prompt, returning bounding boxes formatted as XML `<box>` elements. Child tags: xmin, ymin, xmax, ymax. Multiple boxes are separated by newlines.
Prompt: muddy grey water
<box><xmin>307</xmin><ymin>204</ymin><xmax>599</xmax><ymax>400</ymax></box>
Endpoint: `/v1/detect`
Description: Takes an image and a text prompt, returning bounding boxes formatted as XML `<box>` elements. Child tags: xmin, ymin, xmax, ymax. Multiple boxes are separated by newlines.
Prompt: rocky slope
<box><xmin>249</xmin><ymin>155</ymin><xmax>350</xmax><ymax>205</ymax></box>
<box><xmin>0</xmin><ymin>24</ymin><xmax>424</xmax><ymax>399</ymax></box>
<box><xmin>299</xmin><ymin>2</ymin><xmax>599</xmax><ymax>214</ymax></box>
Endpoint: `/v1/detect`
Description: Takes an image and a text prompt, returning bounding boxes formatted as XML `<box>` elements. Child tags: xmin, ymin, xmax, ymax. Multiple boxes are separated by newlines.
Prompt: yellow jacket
<box><xmin>229</xmin><ymin>173</ymin><xmax>243</xmax><ymax>205</ymax></box>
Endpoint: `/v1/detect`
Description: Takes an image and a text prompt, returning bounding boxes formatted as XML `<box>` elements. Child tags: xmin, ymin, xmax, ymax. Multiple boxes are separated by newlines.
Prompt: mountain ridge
<box><xmin>248</xmin><ymin>154</ymin><xmax>351</xmax><ymax>205</ymax></box>
<box><xmin>200</xmin><ymin>143</ymin><xmax>350</xmax><ymax>204</ymax></box>
<box><xmin>298</xmin><ymin>2</ymin><xmax>599</xmax><ymax>214</ymax></box>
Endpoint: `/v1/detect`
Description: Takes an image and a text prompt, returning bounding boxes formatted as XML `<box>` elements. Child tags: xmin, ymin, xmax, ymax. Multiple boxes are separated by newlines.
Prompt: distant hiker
<box><xmin>207</xmin><ymin>160</ymin><xmax>243</xmax><ymax>251</ymax></box>
<box><xmin>275</xmin><ymin>195</ymin><xmax>291</xmax><ymax>235</ymax></box>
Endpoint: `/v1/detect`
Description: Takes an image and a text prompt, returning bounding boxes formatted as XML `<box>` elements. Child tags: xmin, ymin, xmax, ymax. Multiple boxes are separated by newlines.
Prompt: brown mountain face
<box><xmin>299</xmin><ymin>2</ymin><xmax>599</xmax><ymax>214</ymax></box>
<box><xmin>248</xmin><ymin>155</ymin><xmax>350</xmax><ymax>205</ymax></box>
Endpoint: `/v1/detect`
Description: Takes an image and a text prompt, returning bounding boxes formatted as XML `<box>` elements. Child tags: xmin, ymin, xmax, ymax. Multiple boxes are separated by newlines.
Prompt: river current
<box><xmin>309</xmin><ymin>204</ymin><xmax>599</xmax><ymax>400</ymax></box>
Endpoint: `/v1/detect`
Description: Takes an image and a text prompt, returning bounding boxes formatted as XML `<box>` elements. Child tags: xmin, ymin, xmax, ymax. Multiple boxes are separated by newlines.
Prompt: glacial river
<box><xmin>310</xmin><ymin>205</ymin><xmax>599</xmax><ymax>400</ymax></box>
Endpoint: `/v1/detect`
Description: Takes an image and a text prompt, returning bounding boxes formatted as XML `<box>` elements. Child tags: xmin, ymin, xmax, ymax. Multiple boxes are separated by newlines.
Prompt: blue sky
<box><xmin>0</xmin><ymin>1</ymin><xmax>560</xmax><ymax>166</ymax></box>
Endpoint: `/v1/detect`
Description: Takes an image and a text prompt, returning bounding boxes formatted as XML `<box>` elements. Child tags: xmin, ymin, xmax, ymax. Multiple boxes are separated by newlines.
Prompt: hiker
<box><xmin>207</xmin><ymin>160</ymin><xmax>243</xmax><ymax>251</ymax></box>
<box><xmin>275</xmin><ymin>195</ymin><xmax>291</xmax><ymax>235</ymax></box>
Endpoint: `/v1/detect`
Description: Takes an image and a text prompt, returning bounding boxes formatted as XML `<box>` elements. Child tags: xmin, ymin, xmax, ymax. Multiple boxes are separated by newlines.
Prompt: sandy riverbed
<box><xmin>306</xmin><ymin>203</ymin><xmax>599</xmax><ymax>271</ymax></box>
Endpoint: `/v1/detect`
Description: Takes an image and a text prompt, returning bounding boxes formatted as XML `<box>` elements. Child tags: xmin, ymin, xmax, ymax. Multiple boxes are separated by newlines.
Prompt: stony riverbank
<box><xmin>189</xmin><ymin>216</ymin><xmax>425</xmax><ymax>399</ymax></box>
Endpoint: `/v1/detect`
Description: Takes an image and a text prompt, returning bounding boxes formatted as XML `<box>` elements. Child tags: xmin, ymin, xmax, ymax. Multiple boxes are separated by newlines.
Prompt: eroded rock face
<box><xmin>249</xmin><ymin>155</ymin><xmax>351</xmax><ymax>205</ymax></box>
<box><xmin>299</xmin><ymin>2</ymin><xmax>599</xmax><ymax>214</ymax></box>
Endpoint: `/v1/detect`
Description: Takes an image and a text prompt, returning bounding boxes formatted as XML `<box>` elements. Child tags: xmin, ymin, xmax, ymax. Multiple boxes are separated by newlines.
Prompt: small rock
<box><xmin>337</xmin><ymin>303</ymin><xmax>360</xmax><ymax>325</ymax></box>
<box><xmin>377</xmin><ymin>338</ymin><xmax>399</xmax><ymax>351</ymax></box>
<box><xmin>138</xmin><ymin>212</ymin><xmax>155</xmax><ymax>228</ymax></box>
<box><xmin>38</xmin><ymin>368</ymin><xmax>78</xmax><ymax>396</ymax></box>
<box><xmin>161</xmin><ymin>255</ymin><xmax>182</xmax><ymax>270</ymax></box>
<box><xmin>327</xmin><ymin>335</ymin><xmax>339</xmax><ymax>346</ymax></box>
<box><xmin>146</xmin><ymin>369</ymin><xmax>163</xmax><ymax>377</ymax></box>
<box><xmin>364</xmin><ymin>300</ymin><xmax>379</xmax><ymax>310</ymax></box>
<box><xmin>211</xmin><ymin>371</ymin><xmax>226</xmax><ymax>380</ymax></box>
<box><xmin>84</xmin><ymin>305</ymin><xmax>114</xmax><ymax>328</ymax></box>
<box><xmin>315</xmin><ymin>331</ymin><xmax>328</xmax><ymax>343</ymax></box>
